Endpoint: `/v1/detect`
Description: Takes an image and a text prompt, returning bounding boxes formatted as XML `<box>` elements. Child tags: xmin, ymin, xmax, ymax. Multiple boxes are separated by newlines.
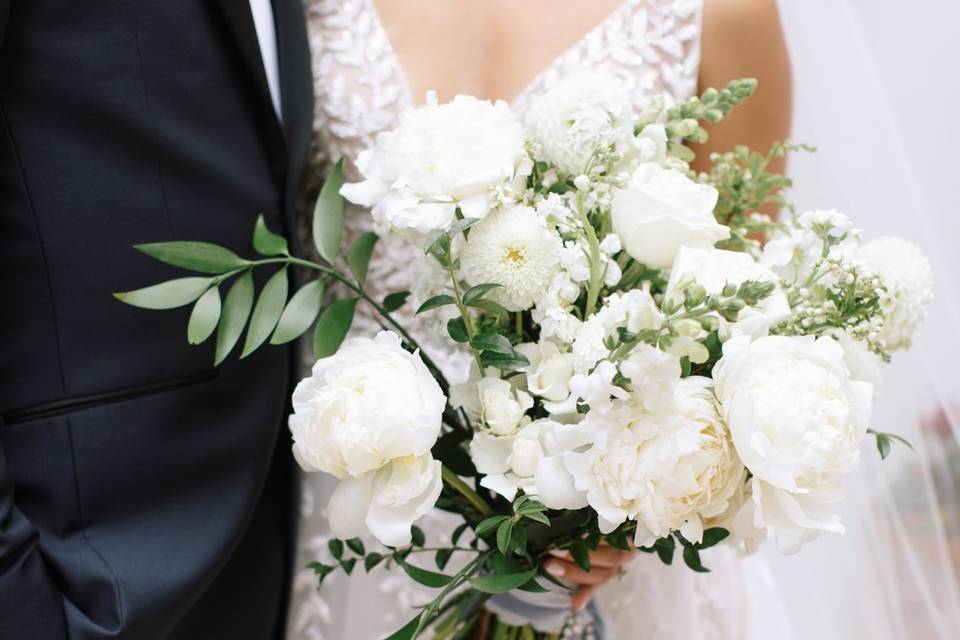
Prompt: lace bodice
<box><xmin>288</xmin><ymin>2</ymin><xmax>724</xmax><ymax>639</ymax></box>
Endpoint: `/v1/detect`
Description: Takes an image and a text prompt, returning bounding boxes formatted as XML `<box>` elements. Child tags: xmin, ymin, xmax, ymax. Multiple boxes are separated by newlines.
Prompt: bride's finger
<box><xmin>571</xmin><ymin>585</ymin><xmax>600</xmax><ymax>612</ymax></box>
<box><xmin>549</xmin><ymin>546</ymin><xmax>631</xmax><ymax>568</ymax></box>
<box><xmin>544</xmin><ymin>559</ymin><xmax>617</xmax><ymax>585</ymax></box>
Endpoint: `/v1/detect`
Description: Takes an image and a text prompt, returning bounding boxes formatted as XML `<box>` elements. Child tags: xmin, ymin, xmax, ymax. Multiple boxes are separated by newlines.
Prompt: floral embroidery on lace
<box><xmin>289</xmin><ymin>1</ymin><xmax>710</xmax><ymax>638</ymax></box>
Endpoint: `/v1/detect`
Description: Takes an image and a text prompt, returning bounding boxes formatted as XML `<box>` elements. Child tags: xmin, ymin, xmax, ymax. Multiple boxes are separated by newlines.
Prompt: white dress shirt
<box><xmin>248</xmin><ymin>0</ymin><xmax>283</xmax><ymax>120</ymax></box>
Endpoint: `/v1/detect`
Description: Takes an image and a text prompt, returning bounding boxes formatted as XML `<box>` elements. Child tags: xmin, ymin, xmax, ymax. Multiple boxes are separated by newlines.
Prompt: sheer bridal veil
<box><xmin>737</xmin><ymin>2</ymin><xmax>960</xmax><ymax>638</ymax></box>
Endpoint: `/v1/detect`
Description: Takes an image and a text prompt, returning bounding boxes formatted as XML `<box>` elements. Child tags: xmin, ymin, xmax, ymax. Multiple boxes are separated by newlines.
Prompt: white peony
<box><xmin>834</xmin><ymin>331</ymin><xmax>884</xmax><ymax>389</ymax></box>
<box><xmin>525</xmin><ymin>72</ymin><xmax>637</xmax><ymax>176</ymax></box>
<box><xmin>856</xmin><ymin>237</ymin><xmax>934</xmax><ymax>351</ymax></box>
<box><xmin>289</xmin><ymin>331</ymin><xmax>447</xmax><ymax>546</ymax></box>
<box><xmin>460</xmin><ymin>205</ymin><xmax>564</xmax><ymax>311</ymax></box>
<box><xmin>666</xmin><ymin>246</ymin><xmax>791</xmax><ymax>338</ymax></box>
<box><xmin>612</xmin><ymin>163</ymin><xmax>729</xmax><ymax>269</ymax></box>
<box><xmin>713</xmin><ymin>335</ymin><xmax>874</xmax><ymax>553</ymax></box>
<box><xmin>328</xmin><ymin>454</ymin><xmax>442</xmax><ymax>547</ymax></box>
<box><xmin>340</xmin><ymin>94</ymin><xmax>530</xmax><ymax>236</ymax></box>
<box><xmin>537</xmin><ymin>378</ymin><xmax>746</xmax><ymax>546</ymax></box>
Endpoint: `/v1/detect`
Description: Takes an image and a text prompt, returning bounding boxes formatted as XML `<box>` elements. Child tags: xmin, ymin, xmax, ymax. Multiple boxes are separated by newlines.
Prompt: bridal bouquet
<box><xmin>116</xmin><ymin>74</ymin><xmax>933</xmax><ymax>639</ymax></box>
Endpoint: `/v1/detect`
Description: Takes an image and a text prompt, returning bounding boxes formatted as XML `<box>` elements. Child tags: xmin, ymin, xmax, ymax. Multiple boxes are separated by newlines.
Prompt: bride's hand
<box><xmin>545</xmin><ymin>545</ymin><xmax>633</xmax><ymax>611</ymax></box>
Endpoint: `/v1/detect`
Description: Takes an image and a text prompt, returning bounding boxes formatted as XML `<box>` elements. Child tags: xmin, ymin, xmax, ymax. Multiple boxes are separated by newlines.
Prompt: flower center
<box><xmin>504</xmin><ymin>246</ymin><xmax>526</xmax><ymax>265</ymax></box>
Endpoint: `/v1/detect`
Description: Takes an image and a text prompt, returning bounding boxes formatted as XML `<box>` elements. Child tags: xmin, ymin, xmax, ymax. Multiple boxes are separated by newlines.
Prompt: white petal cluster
<box><xmin>290</xmin><ymin>331</ymin><xmax>447</xmax><ymax>546</ymax></box>
<box><xmin>713</xmin><ymin>335</ymin><xmax>874</xmax><ymax>553</ymax></box>
<box><xmin>856</xmin><ymin>237</ymin><xmax>934</xmax><ymax>351</ymax></box>
<box><xmin>612</xmin><ymin>163</ymin><xmax>729</xmax><ymax>269</ymax></box>
<box><xmin>460</xmin><ymin>205</ymin><xmax>564</xmax><ymax>311</ymax></box>
<box><xmin>525</xmin><ymin>72</ymin><xmax>637</xmax><ymax>177</ymax></box>
<box><xmin>341</xmin><ymin>94</ymin><xmax>530</xmax><ymax>237</ymax></box>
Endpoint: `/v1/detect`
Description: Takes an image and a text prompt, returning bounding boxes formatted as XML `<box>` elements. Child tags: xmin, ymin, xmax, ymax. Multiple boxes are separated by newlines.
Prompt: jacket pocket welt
<box><xmin>2</xmin><ymin>370</ymin><xmax>218</xmax><ymax>427</ymax></box>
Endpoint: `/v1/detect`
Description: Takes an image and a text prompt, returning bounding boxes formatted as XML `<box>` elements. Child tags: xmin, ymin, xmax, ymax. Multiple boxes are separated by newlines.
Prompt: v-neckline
<box><xmin>364</xmin><ymin>0</ymin><xmax>634</xmax><ymax>109</ymax></box>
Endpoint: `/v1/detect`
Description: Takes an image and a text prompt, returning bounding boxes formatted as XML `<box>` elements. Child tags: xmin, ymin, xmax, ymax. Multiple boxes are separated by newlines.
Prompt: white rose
<box><xmin>666</xmin><ymin>246</ymin><xmax>791</xmax><ymax>338</ymax></box>
<box><xmin>328</xmin><ymin>454</ymin><xmax>442</xmax><ymax>547</ymax></box>
<box><xmin>713</xmin><ymin>335</ymin><xmax>874</xmax><ymax>553</ymax></box>
<box><xmin>290</xmin><ymin>331</ymin><xmax>445</xmax><ymax>478</ymax></box>
<box><xmin>856</xmin><ymin>237</ymin><xmax>934</xmax><ymax>351</ymax></box>
<box><xmin>612</xmin><ymin>163</ymin><xmax>729</xmax><ymax>269</ymax></box>
<box><xmin>525</xmin><ymin>72</ymin><xmax>637</xmax><ymax>176</ymax></box>
<box><xmin>341</xmin><ymin>94</ymin><xmax>530</xmax><ymax>236</ymax></box>
<box><xmin>517</xmin><ymin>341</ymin><xmax>577</xmax><ymax>414</ymax></box>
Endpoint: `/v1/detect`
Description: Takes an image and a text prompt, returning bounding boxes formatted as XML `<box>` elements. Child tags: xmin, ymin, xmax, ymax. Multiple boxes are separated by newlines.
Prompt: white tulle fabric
<box><xmin>286</xmin><ymin>2</ymin><xmax>731</xmax><ymax>639</ymax></box>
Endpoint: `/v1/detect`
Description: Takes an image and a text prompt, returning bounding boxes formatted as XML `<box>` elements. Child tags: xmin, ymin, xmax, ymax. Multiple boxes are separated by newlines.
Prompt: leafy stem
<box><xmin>442</xmin><ymin>466</ymin><xmax>494</xmax><ymax>518</ymax></box>
<box><xmin>576</xmin><ymin>191</ymin><xmax>603</xmax><ymax>317</ymax></box>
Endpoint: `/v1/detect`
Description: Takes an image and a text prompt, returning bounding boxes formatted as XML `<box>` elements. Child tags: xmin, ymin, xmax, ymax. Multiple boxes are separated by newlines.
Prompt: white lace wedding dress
<box><xmin>286</xmin><ymin>1</ymin><xmax>750</xmax><ymax>638</ymax></box>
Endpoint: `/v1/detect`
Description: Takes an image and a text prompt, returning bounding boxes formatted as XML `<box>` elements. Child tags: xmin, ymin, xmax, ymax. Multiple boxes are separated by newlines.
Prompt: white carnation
<box><xmin>341</xmin><ymin>94</ymin><xmax>530</xmax><ymax>236</ymax></box>
<box><xmin>525</xmin><ymin>72</ymin><xmax>637</xmax><ymax>176</ymax></box>
<box><xmin>857</xmin><ymin>237</ymin><xmax>934</xmax><ymax>351</ymax></box>
<box><xmin>461</xmin><ymin>205</ymin><xmax>564</xmax><ymax>311</ymax></box>
<box><xmin>713</xmin><ymin>335</ymin><xmax>873</xmax><ymax>553</ymax></box>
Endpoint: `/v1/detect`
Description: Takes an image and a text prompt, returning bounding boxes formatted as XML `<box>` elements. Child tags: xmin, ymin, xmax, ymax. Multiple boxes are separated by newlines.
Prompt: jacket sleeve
<box><xmin>0</xmin><ymin>439</ymin><xmax>69</xmax><ymax>637</ymax></box>
<box><xmin>0</xmin><ymin>1</ymin><xmax>8</xmax><ymax>47</ymax></box>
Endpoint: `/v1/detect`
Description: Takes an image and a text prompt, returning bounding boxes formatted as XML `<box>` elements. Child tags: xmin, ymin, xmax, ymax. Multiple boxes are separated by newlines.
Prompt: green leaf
<box><xmin>517</xmin><ymin>578</ymin><xmax>551</xmax><ymax>593</ymax></box>
<box><xmin>519</xmin><ymin>511</ymin><xmax>550</xmax><ymax>527</ymax></box>
<box><xmin>435</xmin><ymin>548</ymin><xmax>454</xmax><ymax>571</ymax></box>
<box><xmin>569</xmin><ymin>542</ymin><xmax>591</xmax><ymax>572</ymax></box>
<box><xmin>383</xmin><ymin>291</ymin><xmax>411</xmax><ymax>313</ymax></box>
<box><xmin>467</xmin><ymin>298</ymin><xmax>511</xmax><ymax>321</ymax></box>
<box><xmin>313</xmin><ymin>298</ymin><xmax>358</xmax><ymax>359</ymax></box>
<box><xmin>876</xmin><ymin>433</ymin><xmax>892</xmax><ymax>460</ymax></box>
<box><xmin>395</xmin><ymin>556</ymin><xmax>454</xmax><ymax>588</ymax></box>
<box><xmin>447</xmin><ymin>317</ymin><xmax>469</xmax><ymax>343</ymax></box>
<box><xmin>496</xmin><ymin>521</ymin><xmax>514</xmax><ymax>556</ymax></box>
<box><xmin>417</xmin><ymin>295</ymin><xmax>456</xmax><ymax>314</ymax></box>
<box><xmin>346</xmin><ymin>538</ymin><xmax>366</xmax><ymax>556</ymax></box>
<box><xmin>470</xmin><ymin>568</ymin><xmax>538</xmax><ymax>594</ymax></box>
<box><xmin>307</xmin><ymin>561</ymin><xmax>336</xmax><ymax>586</ymax></box>
<box><xmin>452</xmin><ymin>523</ymin><xmax>469</xmax><ymax>546</ymax></box>
<box><xmin>682</xmin><ymin>545</ymin><xmax>710</xmax><ymax>573</ymax></box>
<box><xmin>270</xmin><ymin>280</ymin><xmax>325</xmax><ymax>345</ymax></box>
<box><xmin>313</xmin><ymin>159</ymin><xmax>345</xmax><ymax>264</ymax></box>
<box><xmin>135</xmin><ymin>241</ymin><xmax>248</xmax><ymax>274</ymax></box>
<box><xmin>328</xmin><ymin>539</ymin><xmax>344</xmax><ymax>560</ymax></box>
<box><xmin>384</xmin><ymin>614</ymin><xmax>422</xmax><ymax>640</ymax></box>
<box><xmin>511</xmin><ymin>525</ymin><xmax>528</xmax><ymax>555</ymax></box>
<box><xmin>605</xmin><ymin>529</ymin><xmax>631</xmax><ymax>552</ymax></box>
<box><xmin>364</xmin><ymin>553</ymin><xmax>385</xmax><ymax>572</ymax></box>
<box><xmin>462</xmin><ymin>283</ymin><xmax>502</xmax><ymax>305</ymax></box>
<box><xmin>340</xmin><ymin>557</ymin><xmax>357</xmax><ymax>575</ymax></box>
<box><xmin>480</xmin><ymin>350</ymin><xmax>530</xmax><ymax>371</ymax></box>
<box><xmin>411</xmin><ymin>526</ymin><xmax>426</xmax><ymax>548</ymax></box>
<box><xmin>653</xmin><ymin>536</ymin><xmax>675</xmax><ymax>566</ymax></box>
<box><xmin>346</xmin><ymin>231</ymin><xmax>378</xmax><ymax>285</ymax></box>
<box><xmin>475</xmin><ymin>516</ymin><xmax>509</xmax><ymax>537</ymax></box>
<box><xmin>115</xmin><ymin>276</ymin><xmax>216</xmax><ymax>310</ymax></box>
<box><xmin>448</xmin><ymin>217</ymin><xmax>481</xmax><ymax>235</ymax></box>
<box><xmin>469</xmin><ymin>333</ymin><xmax>514</xmax><ymax>355</ymax></box>
<box><xmin>697</xmin><ymin>528</ymin><xmax>730</xmax><ymax>550</ymax></box>
<box><xmin>241</xmin><ymin>267</ymin><xmax>288</xmax><ymax>358</ymax></box>
<box><xmin>252</xmin><ymin>214</ymin><xmax>288</xmax><ymax>256</ymax></box>
<box><xmin>680</xmin><ymin>355</ymin><xmax>692</xmax><ymax>378</ymax></box>
<box><xmin>214</xmin><ymin>272</ymin><xmax>254</xmax><ymax>365</ymax></box>
<box><xmin>187</xmin><ymin>286</ymin><xmax>221</xmax><ymax>345</ymax></box>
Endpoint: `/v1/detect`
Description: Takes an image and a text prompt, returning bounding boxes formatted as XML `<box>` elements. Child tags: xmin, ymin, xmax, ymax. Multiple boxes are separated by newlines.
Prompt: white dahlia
<box><xmin>856</xmin><ymin>237</ymin><xmax>934</xmax><ymax>351</ymax></box>
<box><xmin>460</xmin><ymin>205</ymin><xmax>564</xmax><ymax>311</ymax></box>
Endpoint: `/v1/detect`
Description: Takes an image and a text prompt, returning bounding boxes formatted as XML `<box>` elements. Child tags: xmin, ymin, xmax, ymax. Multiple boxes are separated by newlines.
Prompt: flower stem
<box><xmin>442</xmin><ymin>466</ymin><xmax>493</xmax><ymax>518</ymax></box>
<box><xmin>448</xmin><ymin>269</ymin><xmax>486</xmax><ymax>373</ymax></box>
<box><xmin>576</xmin><ymin>192</ymin><xmax>603</xmax><ymax>317</ymax></box>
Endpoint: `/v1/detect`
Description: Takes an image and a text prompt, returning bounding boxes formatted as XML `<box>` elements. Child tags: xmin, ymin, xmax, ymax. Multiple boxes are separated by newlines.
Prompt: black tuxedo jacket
<box><xmin>0</xmin><ymin>1</ymin><xmax>313</xmax><ymax>638</ymax></box>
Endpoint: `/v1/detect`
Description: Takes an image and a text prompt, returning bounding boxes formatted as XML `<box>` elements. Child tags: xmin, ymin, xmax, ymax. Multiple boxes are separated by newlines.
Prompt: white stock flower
<box><xmin>571</xmin><ymin>290</ymin><xmax>664</xmax><ymax>373</ymax></box>
<box><xmin>290</xmin><ymin>331</ymin><xmax>445</xmax><ymax>478</ymax></box>
<box><xmin>525</xmin><ymin>72</ymin><xmax>637</xmax><ymax>176</ymax></box>
<box><xmin>666</xmin><ymin>246</ymin><xmax>791</xmax><ymax>338</ymax></box>
<box><xmin>340</xmin><ymin>94</ymin><xmax>530</xmax><ymax>236</ymax></box>
<box><xmin>612</xmin><ymin>163</ymin><xmax>729</xmax><ymax>269</ymax></box>
<box><xmin>328</xmin><ymin>454</ymin><xmax>442</xmax><ymax>547</ymax></box>
<box><xmin>619</xmin><ymin>343</ymin><xmax>682</xmax><ymax>411</ymax></box>
<box><xmin>713</xmin><ymin>335</ymin><xmax>874</xmax><ymax>553</ymax></box>
<box><xmin>517</xmin><ymin>341</ymin><xmax>577</xmax><ymax>415</ymax></box>
<box><xmin>856</xmin><ymin>237</ymin><xmax>934</xmax><ymax>351</ymax></box>
<box><xmin>762</xmin><ymin>210</ymin><xmax>860</xmax><ymax>282</ymax></box>
<box><xmin>289</xmin><ymin>331</ymin><xmax>447</xmax><ymax>547</ymax></box>
<box><xmin>460</xmin><ymin>205</ymin><xmax>564</xmax><ymax>311</ymax></box>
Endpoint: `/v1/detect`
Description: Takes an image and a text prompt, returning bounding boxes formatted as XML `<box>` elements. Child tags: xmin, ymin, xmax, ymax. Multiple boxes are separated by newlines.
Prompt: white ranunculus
<box><xmin>290</xmin><ymin>331</ymin><xmax>446</xmax><ymax>478</ymax></box>
<box><xmin>713</xmin><ymin>335</ymin><xmax>874</xmax><ymax>553</ymax></box>
<box><xmin>460</xmin><ymin>205</ymin><xmax>564</xmax><ymax>312</ymax></box>
<box><xmin>340</xmin><ymin>94</ymin><xmax>530</xmax><ymax>236</ymax></box>
<box><xmin>525</xmin><ymin>72</ymin><xmax>637</xmax><ymax>176</ymax></box>
<box><xmin>612</xmin><ymin>163</ymin><xmax>729</xmax><ymax>269</ymax></box>
<box><xmin>328</xmin><ymin>453</ymin><xmax>443</xmax><ymax>547</ymax></box>
<box><xmin>666</xmin><ymin>246</ymin><xmax>791</xmax><ymax>338</ymax></box>
<box><xmin>517</xmin><ymin>341</ymin><xmax>577</xmax><ymax>415</ymax></box>
<box><xmin>856</xmin><ymin>237</ymin><xmax>934</xmax><ymax>351</ymax></box>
